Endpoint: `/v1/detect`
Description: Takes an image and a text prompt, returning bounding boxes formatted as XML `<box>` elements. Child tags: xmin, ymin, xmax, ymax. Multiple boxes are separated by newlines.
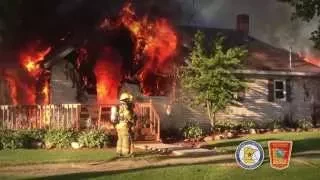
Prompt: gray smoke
<box><xmin>178</xmin><ymin>0</ymin><xmax>319</xmax><ymax>58</ymax></box>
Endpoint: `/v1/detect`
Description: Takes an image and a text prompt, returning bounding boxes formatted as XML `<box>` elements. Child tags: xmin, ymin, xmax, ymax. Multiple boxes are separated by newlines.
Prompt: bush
<box><xmin>241</xmin><ymin>120</ymin><xmax>257</xmax><ymax>130</ymax></box>
<box><xmin>78</xmin><ymin>129</ymin><xmax>111</xmax><ymax>148</ymax></box>
<box><xmin>44</xmin><ymin>129</ymin><xmax>76</xmax><ymax>149</ymax></box>
<box><xmin>19</xmin><ymin>129</ymin><xmax>46</xmax><ymax>148</ymax></box>
<box><xmin>0</xmin><ymin>129</ymin><xmax>47</xmax><ymax>150</ymax></box>
<box><xmin>182</xmin><ymin>122</ymin><xmax>203</xmax><ymax>140</ymax></box>
<box><xmin>268</xmin><ymin>119</ymin><xmax>282</xmax><ymax>130</ymax></box>
<box><xmin>297</xmin><ymin>119</ymin><xmax>314</xmax><ymax>130</ymax></box>
<box><xmin>0</xmin><ymin>129</ymin><xmax>24</xmax><ymax>150</ymax></box>
<box><xmin>214</xmin><ymin>119</ymin><xmax>243</xmax><ymax>132</ymax></box>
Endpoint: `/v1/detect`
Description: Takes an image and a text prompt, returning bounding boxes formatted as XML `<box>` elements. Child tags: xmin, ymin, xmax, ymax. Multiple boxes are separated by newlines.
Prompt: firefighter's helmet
<box><xmin>119</xmin><ymin>92</ymin><xmax>133</xmax><ymax>103</ymax></box>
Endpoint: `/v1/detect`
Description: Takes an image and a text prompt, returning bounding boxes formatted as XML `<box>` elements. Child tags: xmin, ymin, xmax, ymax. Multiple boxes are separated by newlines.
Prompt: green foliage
<box><xmin>279</xmin><ymin>0</ymin><xmax>320</xmax><ymax>48</ymax></box>
<box><xmin>180</xmin><ymin>31</ymin><xmax>247</xmax><ymax>128</ymax></box>
<box><xmin>297</xmin><ymin>119</ymin><xmax>314</xmax><ymax>130</ymax></box>
<box><xmin>241</xmin><ymin>120</ymin><xmax>257</xmax><ymax>130</ymax></box>
<box><xmin>78</xmin><ymin>130</ymin><xmax>111</xmax><ymax>148</ymax></box>
<box><xmin>182</xmin><ymin>122</ymin><xmax>204</xmax><ymax>139</ymax></box>
<box><xmin>0</xmin><ymin>130</ymin><xmax>24</xmax><ymax>150</ymax></box>
<box><xmin>267</xmin><ymin>119</ymin><xmax>283</xmax><ymax>130</ymax></box>
<box><xmin>44</xmin><ymin>129</ymin><xmax>76</xmax><ymax>149</ymax></box>
<box><xmin>215</xmin><ymin>119</ymin><xmax>241</xmax><ymax>132</ymax></box>
<box><xmin>0</xmin><ymin>129</ymin><xmax>47</xmax><ymax>150</ymax></box>
<box><xmin>17</xmin><ymin>129</ymin><xmax>45</xmax><ymax>148</ymax></box>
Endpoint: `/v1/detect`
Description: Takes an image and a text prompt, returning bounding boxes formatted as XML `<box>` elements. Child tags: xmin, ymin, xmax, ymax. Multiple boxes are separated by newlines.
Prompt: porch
<box><xmin>0</xmin><ymin>100</ymin><xmax>161</xmax><ymax>141</ymax></box>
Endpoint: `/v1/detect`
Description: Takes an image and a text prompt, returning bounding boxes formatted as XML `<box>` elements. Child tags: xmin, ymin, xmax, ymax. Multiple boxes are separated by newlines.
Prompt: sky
<box><xmin>178</xmin><ymin>0</ymin><xmax>319</xmax><ymax>56</ymax></box>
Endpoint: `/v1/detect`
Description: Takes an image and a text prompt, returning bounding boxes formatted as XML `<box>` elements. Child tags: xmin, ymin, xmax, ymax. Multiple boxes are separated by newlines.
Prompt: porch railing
<box><xmin>0</xmin><ymin>101</ymin><xmax>161</xmax><ymax>141</ymax></box>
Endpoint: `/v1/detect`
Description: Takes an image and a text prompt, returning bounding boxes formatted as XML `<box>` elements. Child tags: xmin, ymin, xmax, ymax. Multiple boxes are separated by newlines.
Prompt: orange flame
<box><xmin>94</xmin><ymin>47</ymin><xmax>122</xmax><ymax>104</ymax></box>
<box><xmin>4</xmin><ymin>76</ymin><xmax>18</xmax><ymax>105</ymax></box>
<box><xmin>42</xmin><ymin>81</ymin><xmax>50</xmax><ymax>104</ymax></box>
<box><xmin>3</xmin><ymin>70</ymin><xmax>36</xmax><ymax>105</ymax></box>
<box><xmin>112</xmin><ymin>2</ymin><xmax>178</xmax><ymax>95</ymax></box>
<box><xmin>20</xmin><ymin>43</ymin><xmax>51</xmax><ymax>77</ymax></box>
<box><xmin>18</xmin><ymin>41</ymin><xmax>51</xmax><ymax>104</ymax></box>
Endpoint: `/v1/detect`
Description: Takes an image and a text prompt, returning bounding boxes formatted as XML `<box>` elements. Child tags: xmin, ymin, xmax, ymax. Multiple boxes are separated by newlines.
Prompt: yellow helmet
<box><xmin>119</xmin><ymin>92</ymin><xmax>133</xmax><ymax>102</ymax></box>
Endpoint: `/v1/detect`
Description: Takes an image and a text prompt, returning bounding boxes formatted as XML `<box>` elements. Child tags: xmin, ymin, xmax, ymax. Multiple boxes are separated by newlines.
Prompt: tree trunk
<box><xmin>206</xmin><ymin>100</ymin><xmax>216</xmax><ymax>132</ymax></box>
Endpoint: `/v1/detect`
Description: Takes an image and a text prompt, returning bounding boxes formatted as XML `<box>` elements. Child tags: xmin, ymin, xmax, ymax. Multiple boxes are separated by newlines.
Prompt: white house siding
<box><xmin>217</xmin><ymin>76</ymin><xmax>320</xmax><ymax>125</ymax></box>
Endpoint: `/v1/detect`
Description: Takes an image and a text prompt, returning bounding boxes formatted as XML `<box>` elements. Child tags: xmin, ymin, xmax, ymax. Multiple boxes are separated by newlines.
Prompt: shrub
<box><xmin>18</xmin><ymin>129</ymin><xmax>46</xmax><ymax>148</ymax></box>
<box><xmin>241</xmin><ymin>120</ymin><xmax>257</xmax><ymax>130</ymax></box>
<box><xmin>0</xmin><ymin>129</ymin><xmax>24</xmax><ymax>150</ymax></box>
<box><xmin>297</xmin><ymin>119</ymin><xmax>314</xmax><ymax>130</ymax></box>
<box><xmin>44</xmin><ymin>129</ymin><xmax>76</xmax><ymax>149</ymax></box>
<box><xmin>182</xmin><ymin>122</ymin><xmax>203</xmax><ymax>140</ymax></box>
<box><xmin>215</xmin><ymin>119</ymin><xmax>243</xmax><ymax>132</ymax></box>
<box><xmin>268</xmin><ymin>119</ymin><xmax>282</xmax><ymax>130</ymax></box>
<box><xmin>78</xmin><ymin>129</ymin><xmax>111</xmax><ymax>148</ymax></box>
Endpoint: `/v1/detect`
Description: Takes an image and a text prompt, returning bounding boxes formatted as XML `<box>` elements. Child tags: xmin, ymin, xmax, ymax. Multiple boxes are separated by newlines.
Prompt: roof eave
<box><xmin>235</xmin><ymin>69</ymin><xmax>320</xmax><ymax>77</ymax></box>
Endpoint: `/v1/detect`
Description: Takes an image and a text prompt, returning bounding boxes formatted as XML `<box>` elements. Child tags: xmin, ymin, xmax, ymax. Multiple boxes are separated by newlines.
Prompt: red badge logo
<box><xmin>268</xmin><ymin>141</ymin><xmax>293</xmax><ymax>170</ymax></box>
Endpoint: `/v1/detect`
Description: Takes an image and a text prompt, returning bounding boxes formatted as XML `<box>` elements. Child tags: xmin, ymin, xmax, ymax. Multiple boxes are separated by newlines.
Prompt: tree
<box><xmin>180</xmin><ymin>31</ymin><xmax>247</xmax><ymax>130</ymax></box>
<box><xmin>279</xmin><ymin>0</ymin><xmax>320</xmax><ymax>48</ymax></box>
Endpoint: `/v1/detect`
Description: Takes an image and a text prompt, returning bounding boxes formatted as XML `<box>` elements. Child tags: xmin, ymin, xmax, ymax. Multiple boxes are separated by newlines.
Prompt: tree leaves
<box><xmin>279</xmin><ymin>0</ymin><xmax>320</xmax><ymax>48</ymax></box>
<box><xmin>180</xmin><ymin>31</ymin><xmax>247</xmax><ymax>127</ymax></box>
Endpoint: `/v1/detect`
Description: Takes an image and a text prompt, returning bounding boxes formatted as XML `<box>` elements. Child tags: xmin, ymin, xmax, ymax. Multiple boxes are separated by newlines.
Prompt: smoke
<box><xmin>178</xmin><ymin>0</ymin><xmax>319</xmax><ymax>57</ymax></box>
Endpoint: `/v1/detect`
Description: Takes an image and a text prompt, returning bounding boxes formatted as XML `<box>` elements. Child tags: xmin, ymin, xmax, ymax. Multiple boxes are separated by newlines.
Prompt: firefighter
<box><xmin>115</xmin><ymin>92</ymin><xmax>136</xmax><ymax>156</ymax></box>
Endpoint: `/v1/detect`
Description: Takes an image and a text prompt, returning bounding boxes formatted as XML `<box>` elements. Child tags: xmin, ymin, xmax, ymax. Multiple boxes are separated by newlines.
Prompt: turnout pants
<box><xmin>116</xmin><ymin>122</ymin><xmax>133</xmax><ymax>155</ymax></box>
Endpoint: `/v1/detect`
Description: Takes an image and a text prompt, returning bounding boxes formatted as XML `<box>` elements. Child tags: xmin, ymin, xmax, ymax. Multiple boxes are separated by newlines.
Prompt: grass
<box><xmin>0</xmin><ymin>149</ymin><xmax>117</xmax><ymax>166</ymax></box>
<box><xmin>15</xmin><ymin>160</ymin><xmax>320</xmax><ymax>180</ymax></box>
<box><xmin>0</xmin><ymin>131</ymin><xmax>320</xmax><ymax>179</ymax></box>
<box><xmin>205</xmin><ymin>131</ymin><xmax>320</xmax><ymax>154</ymax></box>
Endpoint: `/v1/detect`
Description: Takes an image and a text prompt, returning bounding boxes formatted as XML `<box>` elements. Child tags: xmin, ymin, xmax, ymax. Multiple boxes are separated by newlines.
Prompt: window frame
<box><xmin>273</xmin><ymin>80</ymin><xmax>286</xmax><ymax>101</ymax></box>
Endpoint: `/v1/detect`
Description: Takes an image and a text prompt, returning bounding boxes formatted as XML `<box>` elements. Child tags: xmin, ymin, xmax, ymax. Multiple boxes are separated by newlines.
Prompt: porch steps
<box><xmin>135</xmin><ymin>135</ymin><xmax>157</xmax><ymax>141</ymax></box>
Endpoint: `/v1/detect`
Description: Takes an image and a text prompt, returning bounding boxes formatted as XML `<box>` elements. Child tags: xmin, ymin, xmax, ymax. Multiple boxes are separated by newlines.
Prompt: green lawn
<box><xmin>11</xmin><ymin>160</ymin><xmax>320</xmax><ymax>180</ymax></box>
<box><xmin>205</xmin><ymin>131</ymin><xmax>320</xmax><ymax>154</ymax></box>
<box><xmin>0</xmin><ymin>131</ymin><xmax>319</xmax><ymax>180</ymax></box>
<box><xmin>0</xmin><ymin>149</ymin><xmax>117</xmax><ymax>166</ymax></box>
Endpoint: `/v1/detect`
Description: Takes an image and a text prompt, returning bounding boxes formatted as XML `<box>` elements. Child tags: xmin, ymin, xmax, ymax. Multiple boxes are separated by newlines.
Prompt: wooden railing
<box><xmin>0</xmin><ymin>104</ymin><xmax>81</xmax><ymax>130</ymax></box>
<box><xmin>0</xmin><ymin>101</ymin><xmax>161</xmax><ymax>141</ymax></box>
<box><xmin>134</xmin><ymin>100</ymin><xmax>161</xmax><ymax>141</ymax></box>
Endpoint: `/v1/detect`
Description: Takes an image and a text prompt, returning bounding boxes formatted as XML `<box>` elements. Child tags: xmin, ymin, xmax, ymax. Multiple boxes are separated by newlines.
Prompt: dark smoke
<box><xmin>178</xmin><ymin>0</ymin><xmax>319</xmax><ymax>58</ymax></box>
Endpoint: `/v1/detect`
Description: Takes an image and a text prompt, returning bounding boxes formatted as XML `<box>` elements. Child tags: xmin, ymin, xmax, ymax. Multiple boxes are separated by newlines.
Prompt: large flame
<box><xmin>2</xmin><ymin>70</ymin><xmax>36</xmax><ymax>105</ymax></box>
<box><xmin>94</xmin><ymin>47</ymin><xmax>123</xmax><ymax>104</ymax></box>
<box><xmin>4</xmin><ymin>76</ymin><xmax>18</xmax><ymax>105</ymax></box>
<box><xmin>100</xmin><ymin>2</ymin><xmax>178</xmax><ymax>96</ymax></box>
<box><xmin>3</xmin><ymin>2</ymin><xmax>177</xmax><ymax>106</ymax></box>
<box><xmin>42</xmin><ymin>81</ymin><xmax>50</xmax><ymax>104</ymax></box>
<box><xmin>18</xmin><ymin>41</ymin><xmax>51</xmax><ymax>104</ymax></box>
<box><xmin>20</xmin><ymin>43</ymin><xmax>51</xmax><ymax>78</ymax></box>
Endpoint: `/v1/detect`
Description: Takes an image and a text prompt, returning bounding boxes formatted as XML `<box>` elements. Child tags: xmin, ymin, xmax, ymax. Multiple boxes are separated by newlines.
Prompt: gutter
<box><xmin>234</xmin><ymin>69</ymin><xmax>320</xmax><ymax>77</ymax></box>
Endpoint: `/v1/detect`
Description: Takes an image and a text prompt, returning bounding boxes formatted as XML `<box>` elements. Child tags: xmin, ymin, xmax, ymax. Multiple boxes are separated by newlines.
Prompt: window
<box><xmin>274</xmin><ymin>80</ymin><xmax>286</xmax><ymax>100</ymax></box>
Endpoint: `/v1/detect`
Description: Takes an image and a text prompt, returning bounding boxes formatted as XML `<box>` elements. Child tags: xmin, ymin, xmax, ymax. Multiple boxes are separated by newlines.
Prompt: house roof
<box><xmin>178</xmin><ymin>26</ymin><xmax>320</xmax><ymax>74</ymax></box>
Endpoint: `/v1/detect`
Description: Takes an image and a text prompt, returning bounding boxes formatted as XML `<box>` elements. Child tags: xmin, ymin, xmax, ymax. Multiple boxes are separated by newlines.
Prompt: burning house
<box><xmin>0</xmin><ymin>2</ymin><xmax>181</xmax><ymax>141</ymax></box>
<box><xmin>1</xmin><ymin>1</ymin><xmax>320</xmax><ymax>138</ymax></box>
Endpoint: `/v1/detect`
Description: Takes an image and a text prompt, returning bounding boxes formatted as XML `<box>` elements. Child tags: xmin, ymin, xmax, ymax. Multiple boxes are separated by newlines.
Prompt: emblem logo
<box><xmin>235</xmin><ymin>140</ymin><xmax>265</xmax><ymax>170</ymax></box>
<box><xmin>268</xmin><ymin>141</ymin><xmax>293</xmax><ymax>170</ymax></box>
